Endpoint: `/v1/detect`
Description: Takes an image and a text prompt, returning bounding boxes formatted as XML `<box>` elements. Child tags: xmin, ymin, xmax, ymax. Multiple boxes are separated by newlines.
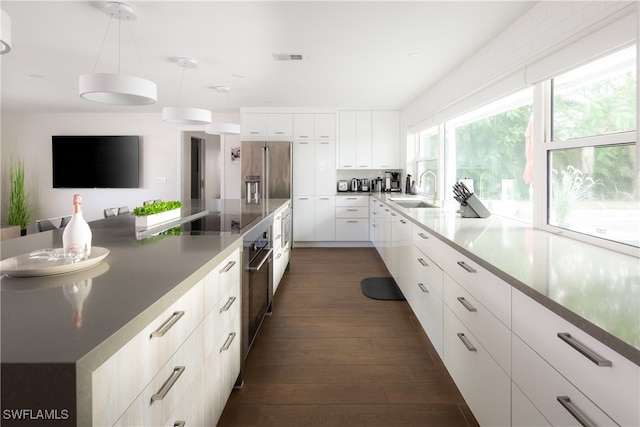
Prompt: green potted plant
<box><xmin>6</xmin><ymin>156</ymin><xmax>32</xmax><ymax>235</ymax></box>
<box><xmin>132</xmin><ymin>201</ymin><xmax>183</xmax><ymax>229</ymax></box>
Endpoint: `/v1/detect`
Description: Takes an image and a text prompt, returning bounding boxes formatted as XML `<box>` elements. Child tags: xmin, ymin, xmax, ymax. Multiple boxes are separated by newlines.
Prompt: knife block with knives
<box><xmin>453</xmin><ymin>182</ymin><xmax>491</xmax><ymax>218</ymax></box>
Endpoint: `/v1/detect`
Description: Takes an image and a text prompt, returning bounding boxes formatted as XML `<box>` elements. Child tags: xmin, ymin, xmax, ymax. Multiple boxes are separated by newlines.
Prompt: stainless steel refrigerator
<box><xmin>240</xmin><ymin>141</ymin><xmax>292</xmax><ymax>201</ymax></box>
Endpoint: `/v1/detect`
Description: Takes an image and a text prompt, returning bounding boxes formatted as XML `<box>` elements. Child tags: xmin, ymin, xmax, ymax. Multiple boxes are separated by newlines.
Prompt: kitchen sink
<box><xmin>389</xmin><ymin>198</ymin><xmax>439</xmax><ymax>208</ymax></box>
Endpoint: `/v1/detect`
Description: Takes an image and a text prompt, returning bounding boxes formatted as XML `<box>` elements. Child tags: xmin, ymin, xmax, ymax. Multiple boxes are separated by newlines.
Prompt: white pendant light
<box><xmin>205</xmin><ymin>122</ymin><xmax>241</xmax><ymax>135</ymax></box>
<box><xmin>1</xmin><ymin>9</ymin><xmax>12</xmax><ymax>54</ymax></box>
<box><xmin>79</xmin><ymin>2</ymin><xmax>157</xmax><ymax>106</ymax></box>
<box><xmin>205</xmin><ymin>86</ymin><xmax>241</xmax><ymax>135</ymax></box>
<box><xmin>162</xmin><ymin>57</ymin><xmax>211</xmax><ymax>125</ymax></box>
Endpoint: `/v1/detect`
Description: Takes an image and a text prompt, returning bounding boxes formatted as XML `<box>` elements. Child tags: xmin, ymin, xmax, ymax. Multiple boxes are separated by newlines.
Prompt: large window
<box><xmin>414</xmin><ymin>126</ymin><xmax>440</xmax><ymax>201</ymax></box>
<box><xmin>445</xmin><ymin>89</ymin><xmax>534</xmax><ymax>222</ymax></box>
<box><xmin>548</xmin><ymin>45</ymin><xmax>638</xmax><ymax>248</ymax></box>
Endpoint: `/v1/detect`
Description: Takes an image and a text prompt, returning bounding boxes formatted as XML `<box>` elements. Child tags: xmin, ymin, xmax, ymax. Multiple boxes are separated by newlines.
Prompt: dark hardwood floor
<box><xmin>218</xmin><ymin>247</ymin><xmax>479</xmax><ymax>427</ymax></box>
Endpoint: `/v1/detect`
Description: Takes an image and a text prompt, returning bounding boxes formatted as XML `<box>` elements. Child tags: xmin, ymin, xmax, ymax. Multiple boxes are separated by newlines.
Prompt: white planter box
<box><xmin>134</xmin><ymin>208</ymin><xmax>181</xmax><ymax>229</ymax></box>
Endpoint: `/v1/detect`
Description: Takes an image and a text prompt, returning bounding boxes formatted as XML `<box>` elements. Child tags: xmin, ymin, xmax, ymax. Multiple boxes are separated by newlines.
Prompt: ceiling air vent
<box><xmin>272</xmin><ymin>53</ymin><xmax>305</xmax><ymax>61</ymax></box>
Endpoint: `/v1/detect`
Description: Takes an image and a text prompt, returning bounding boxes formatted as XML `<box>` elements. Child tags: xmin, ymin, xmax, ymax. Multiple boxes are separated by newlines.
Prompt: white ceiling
<box><xmin>1</xmin><ymin>1</ymin><xmax>535</xmax><ymax>114</ymax></box>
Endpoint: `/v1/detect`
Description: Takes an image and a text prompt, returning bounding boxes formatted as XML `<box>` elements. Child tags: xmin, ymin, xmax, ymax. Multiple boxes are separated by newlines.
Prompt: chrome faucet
<box><xmin>419</xmin><ymin>170</ymin><xmax>438</xmax><ymax>202</ymax></box>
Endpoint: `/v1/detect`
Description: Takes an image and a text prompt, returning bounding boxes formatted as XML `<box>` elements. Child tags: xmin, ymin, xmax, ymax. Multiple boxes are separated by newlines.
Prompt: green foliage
<box><xmin>132</xmin><ymin>201</ymin><xmax>183</xmax><ymax>217</ymax></box>
<box><xmin>550</xmin><ymin>165</ymin><xmax>600</xmax><ymax>225</ymax></box>
<box><xmin>6</xmin><ymin>156</ymin><xmax>32</xmax><ymax>230</ymax></box>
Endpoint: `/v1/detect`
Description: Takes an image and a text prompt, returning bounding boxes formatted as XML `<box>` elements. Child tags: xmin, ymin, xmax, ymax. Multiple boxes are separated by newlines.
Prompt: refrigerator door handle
<box><xmin>263</xmin><ymin>144</ymin><xmax>269</xmax><ymax>200</ymax></box>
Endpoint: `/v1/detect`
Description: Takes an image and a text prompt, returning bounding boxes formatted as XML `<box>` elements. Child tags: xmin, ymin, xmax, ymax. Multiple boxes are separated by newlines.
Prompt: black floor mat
<box><xmin>360</xmin><ymin>277</ymin><xmax>405</xmax><ymax>300</ymax></box>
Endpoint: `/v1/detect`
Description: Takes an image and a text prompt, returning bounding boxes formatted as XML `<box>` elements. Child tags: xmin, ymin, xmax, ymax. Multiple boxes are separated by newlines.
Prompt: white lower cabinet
<box><xmin>293</xmin><ymin>196</ymin><xmax>314</xmax><ymax>241</ymax></box>
<box><xmin>315</xmin><ymin>196</ymin><xmax>336</xmax><ymax>241</ymax></box>
<box><xmin>407</xmin><ymin>246</ymin><xmax>444</xmax><ymax>358</ymax></box>
<box><xmin>512</xmin><ymin>290</ymin><xmax>639</xmax><ymax>426</ymax></box>
<box><xmin>335</xmin><ymin>195</ymin><xmax>369</xmax><ymax>241</ymax></box>
<box><xmin>114</xmin><ymin>324</ymin><xmax>205</xmax><ymax>426</ymax></box>
<box><xmin>512</xmin><ymin>381</ymin><xmax>550</xmax><ymax>427</ymax></box>
<box><xmin>512</xmin><ymin>334</ymin><xmax>618</xmax><ymax>426</ymax></box>
<box><xmin>443</xmin><ymin>307</ymin><xmax>511</xmax><ymax>427</ymax></box>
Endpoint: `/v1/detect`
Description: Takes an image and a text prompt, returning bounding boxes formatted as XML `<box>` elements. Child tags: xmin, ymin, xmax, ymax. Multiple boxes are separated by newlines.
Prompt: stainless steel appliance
<box><xmin>337</xmin><ymin>180</ymin><xmax>349</xmax><ymax>192</ymax></box>
<box><xmin>241</xmin><ymin>141</ymin><xmax>292</xmax><ymax>201</ymax></box>
<box><xmin>360</xmin><ymin>178</ymin><xmax>370</xmax><ymax>192</ymax></box>
<box><xmin>238</xmin><ymin>217</ymin><xmax>273</xmax><ymax>386</ymax></box>
<box><xmin>245</xmin><ymin>176</ymin><xmax>260</xmax><ymax>204</ymax></box>
<box><xmin>350</xmin><ymin>178</ymin><xmax>360</xmax><ymax>192</ymax></box>
<box><xmin>383</xmin><ymin>172</ymin><xmax>401</xmax><ymax>192</ymax></box>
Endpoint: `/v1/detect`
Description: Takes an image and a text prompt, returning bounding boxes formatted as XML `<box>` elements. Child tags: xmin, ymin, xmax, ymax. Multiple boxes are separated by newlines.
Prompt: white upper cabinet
<box><xmin>339</xmin><ymin>111</ymin><xmax>372</xmax><ymax>169</ymax></box>
<box><xmin>241</xmin><ymin>113</ymin><xmax>293</xmax><ymax>139</ymax></box>
<box><xmin>314</xmin><ymin>113</ymin><xmax>336</xmax><ymax>140</ymax></box>
<box><xmin>294</xmin><ymin>113</ymin><xmax>336</xmax><ymax>140</ymax></box>
<box><xmin>371</xmin><ymin>111</ymin><xmax>400</xmax><ymax>169</ymax></box>
<box><xmin>293</xmin><ymin>114</ymin><xmax>315</xmax><ymax>140</ymax></box>
<box><xmin>267</xmin><ymin>113</ymin><xmax>293</xmax><ymax>137</ymax></box>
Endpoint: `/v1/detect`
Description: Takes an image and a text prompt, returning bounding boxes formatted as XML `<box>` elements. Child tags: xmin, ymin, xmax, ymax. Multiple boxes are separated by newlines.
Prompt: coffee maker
<box><xmin>383</xmin><ymin>172</ymin><xmax>402</xmax><ymax>192</ymax></box>
<box><xmin>360</xmin><ymin>178</ymin><xmax>370</xmax><ymax>192</ymax></box>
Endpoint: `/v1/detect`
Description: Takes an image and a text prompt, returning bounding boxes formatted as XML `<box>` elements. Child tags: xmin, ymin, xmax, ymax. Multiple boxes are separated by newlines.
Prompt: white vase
<box><xmin>134</xmin><ymin>208</ymin><xmax>181</xmax><ymax>229</ymax></box>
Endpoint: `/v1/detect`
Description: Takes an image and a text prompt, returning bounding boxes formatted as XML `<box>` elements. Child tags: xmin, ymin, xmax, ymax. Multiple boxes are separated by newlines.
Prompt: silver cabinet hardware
<box><xmin>249</xmin><ymin>131</ymin><xmax>260</xmax><ymax>135</ymax></box>
<box><xmin>276</xmin><ymin>253</ymin><xmax>282</xmax><ymax>260</ymax></box>
<box><xmin>347</xmin><ymin>197</ymin><xmax>357</xmax><ymax>200</ymax></box>
<box><xmin>417</xmin><ymin>283</ymin><xmax>429</xmax><ymax>293</ymax></box>
<box><xmin>220</xmin><ymin>332</ymin><xmax>237</xmax><ymax>352</ymax></box>
<box><xmin>298</xmin><ymin>135</ymin><xmax>309</xmax><ymax>139</ymax></box>
<box><xmin>457</xmin><ymin>261</ymin><xmax>477</xmax><ymax>273</ymax></box>
<box><xmin>220</xmin><ymin>296</ymin><xmax>237</xmax><ymax>313</ymax></box>
<box><xmin>557</xmin><ymin>396</ymin><xmax>597</xmax><ymax>427</ymax></box>
<box><xmin>418</xmin><ymin>232</ymin><xmax>429</xmax><ymax>239</ymax></box>
<box><xmin>220</xmin><ymin>260</ymin><xmax>236</xmax><ymax>274</ymax></box>
<box><xmin>150</xmin><ymin>311</ymin><xmax>185</xmax><ymax>338</ymax></box>
<box><xmin>417</xmin><ymin>258</ymin><xmax>429</xmax><ymax>267</ymax></box>
<box><xmin>319</xmin><ymin>135</ymin><xmax>330</xmax><ymax>139</ymax></box>
<box><xmin>320</xmin><ymin>197</ymin><xmax>330</xmax><ymax>200</ymax></box>
<box><xmin>457</xmin><ymin>333</ymin><xmax>477</xmax><ymax>352</ymax></box>
<box><xmin>343</xmin><ymin>165</ymin><xmax>353</xmax><ymax>168</ymax></box>
<box><xmin>457</xmin><ymin>297</ymin><xmax>477</xmax><ymax>312</ymax></box>
<box><xmin>359</xmin><ymin>165</ymin><xmax>369</xmax><ymax>168</ymax></box>
<box><xmin>298</xmin><ymin>197</ymin><xmax>309</xmax><ymax>200</ymax></box>
<box><xmin>174</xmin><ymin>422</ymin><xmax>185</xmax><ymax>427</ymax></box>
<box><xmin>247</xmin><ymin>248</ymin><xmax>273</xmax><ymax>272</ymax></box>
<box><xmin>151</xmin><ymin>366</ymin><xmax>185</xmax><ymax>403</ymax></box>
<box><xmin>400</xmin><ymin>220</ymin><xmax>407</xmax><ymax>224</ymax></box>
<box><xmin>298</xmin><ymin>141</ymin><xmax>309</xmax><ymax>145</ymax></box>
<box><xmin>320</xmin><ymin>141</ymin><xmax>329</xmax><ymax>145</ymax></box>
<box><xmin>275</xmin><ymin>234</ymin><xmax>281</xmax><ymax>240</ymax></box>
<box><xmin>391</xmin><ymin>212</ymin><xmax>397</xmax><ymax>216</ymax></box>
<box><xmin>274</xmin><ymin>131</ymin><xmax>284</xmax><ymax>135</ymax></box>
<box><xmin>347</xmin><ymin>209</ymin><xmax>358</xmax><ymax>212</ymax></box>
<box><xmin>557</xmin><ymin>332</ymin><xmax>612</xmax><ymax>367</ymax></box>
<box><xmin>347</xmin><ymin>220</ymin><xmax>359</xmax><ymax>223</ymax></box>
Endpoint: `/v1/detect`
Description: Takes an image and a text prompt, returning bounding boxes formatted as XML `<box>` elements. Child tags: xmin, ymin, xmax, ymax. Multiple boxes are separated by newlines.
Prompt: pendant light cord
<box><xmin>91</xmin><ymin>18</ymin><xmax>113</xmax><ymax>73</ymax></box>
<box><xmin>176</xmin><ymin>66</ymin><xmax>186</xmax><ymax>107</ymax></box>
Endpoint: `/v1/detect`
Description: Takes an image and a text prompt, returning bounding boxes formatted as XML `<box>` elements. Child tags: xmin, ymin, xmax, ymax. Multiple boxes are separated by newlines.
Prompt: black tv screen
<box><xmin>52</xmin><ymin>135</ymin><xmax>140</xmax><ymax>188</ymax></box>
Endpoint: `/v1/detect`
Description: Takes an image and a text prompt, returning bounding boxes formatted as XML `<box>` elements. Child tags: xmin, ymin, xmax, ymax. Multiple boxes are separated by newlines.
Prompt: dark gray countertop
<box><xmin>372</xmin><ymin>194</ymin><xmax>640</xmax><ymax>365</ymax></box>
<box><xmin>0</xmin><ymin>199</ymin><xmax>288</xmax><ymax>368</ymax></box>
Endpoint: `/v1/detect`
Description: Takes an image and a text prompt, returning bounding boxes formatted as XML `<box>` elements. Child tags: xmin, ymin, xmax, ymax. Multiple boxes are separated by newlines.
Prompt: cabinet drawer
<box><xmin>429</xmin><ymin>242</ymin><xmax>511</xmax><ymax>327</ymax></box>
<box><xmin>204</xmin><ymin>248</ymin><xmax>240</xmax><ymax>314</ymax></box>
<box><xmin>512</xmin><ymin>382</ymin><xmax>551</xmax><ymax>427</ymax></box>
<box><xmin>335</xmin><ymin>195</ymin><xmax>369</xmax><ymax>207</ymax></box>
<box><xmin>114</xmin><ymin>324</ymin><xmax>205</xmax><ymax>427</ymax></box>
<box><xmin>512</xmin><ymin>334</ymin><xmax>618</xmax><ymax>426</ymax></box>
<box><xmin>513</xmin><ymin>290</ymin><xmax>639</xmax><ymax>426</ymax></box>
<box><xmin>92</xmin><ymin>281</ymin><xmax>204</xmax><ymax>426</ymax></box>
<box><xmin>443</xmin><ymin>307</ymin><xmax>511</xmax><ymax>427</ymax></box>
<box><xmin>163</xmin><ymin>368</ymin><xmax>204</xmax><ymax>427</ymax></box>
<box><xmin>444</xmin><ymin>274</ymin><xmax>510</xmax><ymax>373</ymax></box>
<box><xmin>336</xmin><ymin>219</ymin><xmax>369</xmax><ymax>241</ymax></box>
<box><xmin>205</xmin><ymin>279</ymin><xmax>240</xmax><ymax>358</ymax></box>
<box><xmin>335</xmin><ymin>206</ymin><xmax>369</xmax><ymax>218</ymax></box>
<box><xmin>412</xmin><ymin>224</ymin><xmax>442</xmax><ymax>257</ymax></box>
<box><xmin>413</xmin><ymin>245</ymin><xmax>443</xmax><ymax>298</ymax></box>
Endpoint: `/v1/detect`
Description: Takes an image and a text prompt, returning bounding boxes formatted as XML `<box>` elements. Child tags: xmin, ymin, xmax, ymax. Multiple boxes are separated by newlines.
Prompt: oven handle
<box><xmin>246</xmin><ymin>248</ymin><xmax>273</xmax><ymax>272</ymax></box>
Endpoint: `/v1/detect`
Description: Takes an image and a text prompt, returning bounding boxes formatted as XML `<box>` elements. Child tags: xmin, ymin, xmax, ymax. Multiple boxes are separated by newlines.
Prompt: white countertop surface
<box><xmin>372</xmin><ymin>193</ymin><xmax>640</xmax><ymax>365</ymax></box>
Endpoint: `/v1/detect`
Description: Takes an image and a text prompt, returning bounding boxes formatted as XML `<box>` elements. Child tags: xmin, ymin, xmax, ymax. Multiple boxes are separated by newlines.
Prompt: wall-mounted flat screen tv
<box><xmin>52</xmin><ymin>135</ymin><xmax>140</xmax><ymax>188</ymax></box>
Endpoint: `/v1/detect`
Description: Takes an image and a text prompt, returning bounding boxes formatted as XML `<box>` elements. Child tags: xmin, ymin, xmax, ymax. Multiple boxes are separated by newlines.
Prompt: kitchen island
<box><xmin>1</xmin><ymin>198</ymin><xmax>289</xmax><ymax>427</ymax></box>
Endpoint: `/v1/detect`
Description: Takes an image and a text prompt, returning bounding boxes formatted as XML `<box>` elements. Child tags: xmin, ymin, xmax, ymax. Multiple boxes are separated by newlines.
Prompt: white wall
<box><xmin>1</xmin><ymin>111</ymin><xmax>240</xmax><ymax>228</ymax></box>
<box><xmin>403</xmin><ymin>1</ymin><xmax>636</xmax><ymax>131</ymax></box>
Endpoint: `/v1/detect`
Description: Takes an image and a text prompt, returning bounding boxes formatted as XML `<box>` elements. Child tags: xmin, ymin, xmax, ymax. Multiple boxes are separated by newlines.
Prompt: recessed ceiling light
<box><xmin>214</xmin><ymin>86</ymin><xmax>231</xmax><ymax>93</ymax></box>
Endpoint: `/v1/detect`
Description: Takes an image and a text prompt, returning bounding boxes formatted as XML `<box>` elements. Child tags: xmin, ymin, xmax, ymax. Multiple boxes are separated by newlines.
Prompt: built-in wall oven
<box><xmin>238</xmin><ymin>217</ymin><xmax>273</xmax><ymax>387</ymax></box>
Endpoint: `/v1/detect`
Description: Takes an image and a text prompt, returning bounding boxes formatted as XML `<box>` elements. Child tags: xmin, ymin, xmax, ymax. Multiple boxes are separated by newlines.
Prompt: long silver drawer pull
<box><xmin>220</xmin><ymin>332</ymin><xmax>237</xmax><ymax>352</ymax></box>
<box><xmin>457</xmin><ymin>297</ymin><xmax>477</xmax><ymax>312</ymax></box>
<box><xmin>557</xmin><ymin>333</ymin><xmax>612</xmax><ymax>367</ymax></box>
<box><xmin>174</xmin><ymin>422</ymin><xmax>185</xmax><ymax>427</ymax></box>
<box><xmin>418</xmin><ymin>233</ymin><xmax>429</xmax><ymax>239</ymax></box>
<box><xmin>457</xmin><ymin>333</ymin><xmax>477</xmax><ymax>352</ymax></box>
<box><xmin>418</xmin><ymin>258</ymin><xmax>429</xmax><ymax>267</ymax></box>
<box><xmin>151</xmin><ymin>366</ymin><xmax>185</xmax><ymax>403</ymax></box>
<box><xmin>247</xmin><ymin>248</ymin><xmax>273</xmax><ymax>272</ymax></box>
<box><xmin>457</xmin><ymin>261</ymin><xmax>477</xmax><ymax>273</ymax></box>
<box><xmin>220</xmin><ymin>296</ymin><xmax>237</xmax><ymax>313</ymax></box>
<box><xmin>557</xmin><ymin>396</ymin><xmax>597</xmax><ymax>427</ymax></box>
<box><xmin>347</xmin><ymin>220</ymin><xmax>359</xmax><ymax>223</ymax></box>
<box><xmin>347</xmin><ymin>209</ymin><xmax>358</xmax><ymax>211</ymax></box>
<box><xmin>417</xmin><ymin>283</ymin><xmax>429</xmax><ymax>293</ymax></box>
<box><xmin>220</xmin><ymin>260</ymin><xmax>236</xmax><ymax>273</ymax></box>
<box><xmin>150</xmin><ymin>311</ymin><xmax>185</xmax><ymax>338</ymax></box>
